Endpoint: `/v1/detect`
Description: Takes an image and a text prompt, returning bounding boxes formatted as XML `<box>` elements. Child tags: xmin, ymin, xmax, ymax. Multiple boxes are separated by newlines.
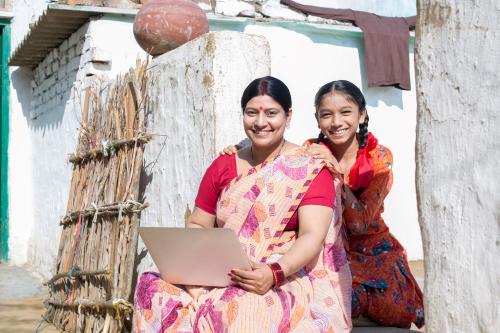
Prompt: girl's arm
<box><xmin>343</xmin><ymin>148</ymin><xmax>393</xmax><ymax>234</ymax></box>
<box><xmin>219</xmin><ymin>138</ymin><xmax>251</xmax><ymax>155</ymax></box>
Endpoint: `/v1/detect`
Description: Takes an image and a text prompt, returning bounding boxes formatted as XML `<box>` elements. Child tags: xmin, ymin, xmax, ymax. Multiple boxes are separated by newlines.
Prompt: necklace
<box><xmin>250</xmin><ymin>139</ymin><xmax>286</xmax><ymax>165</ymax></box>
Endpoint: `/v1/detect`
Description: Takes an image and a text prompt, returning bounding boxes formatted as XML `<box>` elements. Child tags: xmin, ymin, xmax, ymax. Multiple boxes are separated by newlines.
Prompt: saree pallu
<box><xmin>133</xmin><ymin>148</ymin><xmax>352</xmax><ymax>332</ymax></box>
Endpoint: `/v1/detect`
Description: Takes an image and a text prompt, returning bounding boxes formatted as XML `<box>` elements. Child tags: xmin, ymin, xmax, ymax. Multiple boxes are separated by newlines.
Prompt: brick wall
<box><xmin>30</xmin><ymin>21</ymin><xmax>111</xmax><ymax>120</ymax></box>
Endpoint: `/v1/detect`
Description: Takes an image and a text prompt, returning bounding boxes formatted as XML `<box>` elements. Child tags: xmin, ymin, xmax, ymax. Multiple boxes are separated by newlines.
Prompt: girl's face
<box><xmin>243</xmin><ymin>95</ymin><xmax>291</xmax><ymax>149</ymax></box>
<box><xmin>316</xmin><ymin>92</ymin><xmax>366</xmax><ymax>147</ymax></box>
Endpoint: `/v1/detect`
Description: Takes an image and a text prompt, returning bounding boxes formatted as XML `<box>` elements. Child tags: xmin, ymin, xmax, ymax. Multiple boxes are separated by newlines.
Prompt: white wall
<box><xmin>416</xmin><ymin>1</ymin><xmax>500</xmax><ymax>331</ymax></box>
<box><xmin>212</xmin><ymin>19</ymin><xmax>423</xmax><ymax>260</ymax></box>
<box><xmin>7</xmin><ymin>0</ymin><xmax>49</xmax><ymax>266</ymax></box>
<box><xmin>8</xmin><ymin>9</ymin><xmax>146</xmax><ymax>276</ymax></box>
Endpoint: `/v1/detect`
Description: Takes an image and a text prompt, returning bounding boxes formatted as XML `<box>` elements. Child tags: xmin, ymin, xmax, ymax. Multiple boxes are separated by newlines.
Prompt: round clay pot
<box><xmin>133</xmin><ymin>0</ymin><xmax>209</xmax><ymax>56</ymax></box>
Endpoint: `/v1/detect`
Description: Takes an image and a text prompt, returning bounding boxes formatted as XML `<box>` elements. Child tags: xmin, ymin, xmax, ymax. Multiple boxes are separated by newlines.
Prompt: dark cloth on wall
<box><xmin>281</xmin><ymin>0</ymin><xmax>416</xmax><ymax>90</ymax></box>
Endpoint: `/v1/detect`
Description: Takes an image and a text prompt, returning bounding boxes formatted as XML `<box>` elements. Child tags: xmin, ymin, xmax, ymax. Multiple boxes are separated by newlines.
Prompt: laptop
<box><xmin>139</xmin><ymin>227</ymin><xmax>252</xmax><ymax>287</ymax></box>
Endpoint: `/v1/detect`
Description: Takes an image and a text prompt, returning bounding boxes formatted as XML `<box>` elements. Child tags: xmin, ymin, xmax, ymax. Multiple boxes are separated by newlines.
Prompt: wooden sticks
<box><xmin>45</xmin><ymin>62</ymin><xmax>150</xmax><ymax>332</ymax></box>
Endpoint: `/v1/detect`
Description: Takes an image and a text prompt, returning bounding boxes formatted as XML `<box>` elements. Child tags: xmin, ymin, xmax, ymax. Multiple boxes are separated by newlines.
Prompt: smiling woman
<box><xmin>133</xmin><ymin>76</ymin><xmax>352</xmax><ymax>332</ymax></box>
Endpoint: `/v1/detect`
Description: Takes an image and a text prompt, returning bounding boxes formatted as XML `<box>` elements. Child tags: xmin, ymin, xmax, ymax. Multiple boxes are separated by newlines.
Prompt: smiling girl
<box><xmin>308</xmin><ymin>80</ymin><xmax>424</xmax><ymax>329</ymax></box>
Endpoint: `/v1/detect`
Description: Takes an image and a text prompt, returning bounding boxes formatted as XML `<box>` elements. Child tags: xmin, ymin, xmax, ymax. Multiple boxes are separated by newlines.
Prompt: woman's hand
<box><xmin>306</xmin><ymin>143</ymin><xmax>342</xmax><ymax>174</ymax></box>
<box><xmin>219</xmin><ymin>145</ymin><xmax>239</xmax><ymax>156</ymax></box>
<box><xmin>229</xmin><ymin>261</ymin><xmax>275</xmax><ymax>295</ymax></box>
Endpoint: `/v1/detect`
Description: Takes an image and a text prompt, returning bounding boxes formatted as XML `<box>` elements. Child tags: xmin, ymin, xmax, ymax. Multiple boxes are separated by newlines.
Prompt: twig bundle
<box><xmin>45</xmin><ymin>61</ymin><xmax>149</xmax><ymax>332</ymax></box>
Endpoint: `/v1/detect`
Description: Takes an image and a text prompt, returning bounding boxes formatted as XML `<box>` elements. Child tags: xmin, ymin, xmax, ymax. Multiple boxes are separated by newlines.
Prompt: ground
<box><xmin>0</xmin><ymin>262</ymin><xmax>425</xmax><ymax>332</ymax></box>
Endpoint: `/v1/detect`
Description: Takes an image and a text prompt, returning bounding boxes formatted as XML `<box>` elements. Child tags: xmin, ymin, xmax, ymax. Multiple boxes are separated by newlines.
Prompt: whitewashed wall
<box><xmin>7</xmin><ymin>0</ymin><xmax>47</xmax><ymax>267</ymax></box>
<box><xmin>416</xmin><ymin>0</ymin><xmax>500</xmax><ymax>331</ymax></box>
<box><xmin>8</xmin><ymin>10</ymin><xmax>146</xmax><ymax>277</ymax></box>
<box><xmin>136</xmin><ymin>31</ymin><xmax>270</xmax><ymax>272</ymax></box>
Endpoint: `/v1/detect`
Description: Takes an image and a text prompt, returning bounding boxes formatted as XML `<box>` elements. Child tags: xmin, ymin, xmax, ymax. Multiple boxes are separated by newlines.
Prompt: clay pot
<box><xmin>133</xmin><ymin>0</ymin><xmax>209</xmax><ymax>56</ymax></box>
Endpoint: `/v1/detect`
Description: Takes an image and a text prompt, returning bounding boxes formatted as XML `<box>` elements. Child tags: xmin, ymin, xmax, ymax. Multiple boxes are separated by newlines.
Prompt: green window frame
<box><xmin>0</xmin><ymin>19</ymin><xmax>10</xmax><ymax>262</ymax></box>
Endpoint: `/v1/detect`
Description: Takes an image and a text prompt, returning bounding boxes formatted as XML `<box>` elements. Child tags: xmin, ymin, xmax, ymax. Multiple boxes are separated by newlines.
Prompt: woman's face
<box><xmin>316</xmin><ymin>92</ymin><xmax>365</xmax><ymax>147</ymax></box>
<box><xmin>243</xmin><ymin>95</ymin><xmax>291</xmax><ymax>149</ymax></box>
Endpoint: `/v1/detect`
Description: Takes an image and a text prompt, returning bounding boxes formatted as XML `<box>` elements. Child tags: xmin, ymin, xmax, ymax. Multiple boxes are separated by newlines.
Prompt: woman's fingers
<box><xmin>236</xmin><ymin>281</ymin><xmax>257</xmax><ymax>293</ymax></box>
<box><xmin>230</xmin><ymin>268</ymin><xmax>257</xmax><ymax>280</ymax></box>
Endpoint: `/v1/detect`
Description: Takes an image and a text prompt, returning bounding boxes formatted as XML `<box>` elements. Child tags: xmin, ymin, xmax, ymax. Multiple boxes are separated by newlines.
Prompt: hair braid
<box><xmin>317</xmin><ymin>132</ymin><xmax>326</xmax><ymax>144</ymax></box>
<box><xmin>358</xmin><ymin>113</ymin><xmax>369</xmax><ymax>148</ymax></box>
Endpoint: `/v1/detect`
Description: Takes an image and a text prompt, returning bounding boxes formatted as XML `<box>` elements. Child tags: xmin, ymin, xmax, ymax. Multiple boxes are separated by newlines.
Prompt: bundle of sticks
<box><xmin>45</xmin><ymin>61</ymin><xmax>150</xmax><ymax>332</ymax></box>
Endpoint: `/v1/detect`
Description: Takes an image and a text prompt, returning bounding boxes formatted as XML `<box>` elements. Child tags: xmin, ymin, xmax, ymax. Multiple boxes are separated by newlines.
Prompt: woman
<box><xmin>133</xmin><ymin>76</ymin><xmax>352</xmax><ymax>332</ymax></box>
<box><xmin>221</xmin><ymin>80</ymin><xmax>424</xmax><ymax>328</ymax></box>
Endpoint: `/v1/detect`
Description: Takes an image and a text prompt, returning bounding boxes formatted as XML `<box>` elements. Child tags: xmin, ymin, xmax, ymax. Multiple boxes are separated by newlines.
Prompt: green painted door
<box><xmin>0</xmin><ymin>21</ymin><xmax>10</xmax><ymax>262</ymax></box>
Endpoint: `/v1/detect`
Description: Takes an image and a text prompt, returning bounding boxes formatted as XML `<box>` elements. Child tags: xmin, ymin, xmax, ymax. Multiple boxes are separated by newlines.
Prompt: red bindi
<box><xmin>258</xmin><ymin>106</ymin><xmax>264</xmax><ymax>112</ymax></box>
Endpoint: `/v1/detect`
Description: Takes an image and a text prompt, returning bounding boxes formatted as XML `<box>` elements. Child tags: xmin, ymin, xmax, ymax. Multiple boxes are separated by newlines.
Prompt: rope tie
<box><xmin>91</xmin><ymin>202</ymin><xmax>99</xmax><ymax>224</ymax></box>
<box><xmin>67</xmin><ymin>265</ymin><xmax>81</xmax><ymax>279</ymax></box>
<box><xmin>111</xmin><ymin>297</ymin><xmax>133</xmax><ymax>320</ymax></box>
<box><xmin>101</xmin><ymin>139</ymin><xmax>116</xmax><ymax>157</ymax></box>
<box><xmin>34</xmin><ymin>306</ymin><xmax>56</xmax><ymax>333</ymax></box>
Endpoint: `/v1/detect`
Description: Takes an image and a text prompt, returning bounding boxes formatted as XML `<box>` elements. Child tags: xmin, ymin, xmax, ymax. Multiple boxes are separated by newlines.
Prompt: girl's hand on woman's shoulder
<box><xmin>219</xmin><ymin>145</ymin><xmax>239</xmax><ymax>156</ymax></box>
<box><xmin>306</xmin><ymin>143</ymin><xmax>342</xmax><ymax>173</ymax></box>
<box><xmin>229</xmin><ymin>261</ymin><xmax>274</xmax><ymax>295</ymax></box>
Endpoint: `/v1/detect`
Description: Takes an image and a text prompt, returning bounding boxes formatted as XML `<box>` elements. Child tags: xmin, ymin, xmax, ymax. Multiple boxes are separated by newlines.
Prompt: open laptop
<box><xmin>139</xmin><ymin>227</ymin><xmax>252</xmax><ymax>287</ymax></box>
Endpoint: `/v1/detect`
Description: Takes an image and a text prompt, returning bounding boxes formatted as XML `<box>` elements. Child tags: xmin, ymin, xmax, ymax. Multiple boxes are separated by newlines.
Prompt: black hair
<box><xmin>241</xmin><ymin>76</ymin><xmax>292</xmax><ymax>114</ymax></box>
<box><xmin>314</xmin><ymin>80</ymin><xmax>369</xmax><ymax>148</ymax></box>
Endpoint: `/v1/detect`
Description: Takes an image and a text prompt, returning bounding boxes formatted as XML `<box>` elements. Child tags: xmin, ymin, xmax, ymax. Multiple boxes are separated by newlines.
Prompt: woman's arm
<box><xmin>230</xmin><ymin>205</ymin><xmax>333</xmax><ymax>294</ymax></box>
<box><xmin>278</xmin><ymin>205</ymin><xmax>333</xmax><ymax>277</ymax></box>
<box><xmin>185</xmin><ymin>207</ymin><xmax>216</xmax><ymax>229</ymax></box>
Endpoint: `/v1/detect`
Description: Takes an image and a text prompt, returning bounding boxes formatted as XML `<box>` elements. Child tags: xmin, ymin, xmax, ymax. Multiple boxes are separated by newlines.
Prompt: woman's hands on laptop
<box><xmin>229</xmin><ymin>261</ymin><xmax>274</xmax><ymax>295</ymax></box>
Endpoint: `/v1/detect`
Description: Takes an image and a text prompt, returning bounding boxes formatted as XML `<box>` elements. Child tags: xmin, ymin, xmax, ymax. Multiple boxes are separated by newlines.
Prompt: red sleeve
<box><xmin>299</xmin><ymin>167</ymin><xmax>335</xmax><ymax>208</ymax></box>
<box><xmin>195</xmin><ymin>155</ymin><xmax>236</xmax><ymax>215</ymax></box>
<box><xmin>344</xmin><ymin>146</ymin><xmax>393</xmax><ymax>227</ymax></box>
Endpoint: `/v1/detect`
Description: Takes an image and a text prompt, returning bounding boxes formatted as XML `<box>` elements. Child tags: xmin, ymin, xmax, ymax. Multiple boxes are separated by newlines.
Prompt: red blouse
<box><xmin>195</xmin><ymin>154</ymin><xmax>335</xmax><ymax>230</ymax></box>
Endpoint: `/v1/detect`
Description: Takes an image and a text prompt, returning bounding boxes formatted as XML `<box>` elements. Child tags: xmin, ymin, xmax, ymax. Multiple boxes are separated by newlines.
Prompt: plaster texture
<box><xmin>415</xmin><ymin>1</ymin><xmax>500</xmax><ymax>332</ymax></box>
<box><xmin>136</xmin><ymin>31</ymin><xmax>270</xmax><ymax>272</ymax></box>
<box><xmin>6</xmin><ymin>0</ymin><xmax>47</xmax><ymax>267</ymax></box>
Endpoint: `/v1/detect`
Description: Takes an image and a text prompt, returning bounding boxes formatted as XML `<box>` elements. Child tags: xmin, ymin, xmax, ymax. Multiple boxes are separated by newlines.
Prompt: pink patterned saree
<box><xmin>133</xmin><ymin>147</ymin><xmax>352</xmax><ymax>332</ymax></box>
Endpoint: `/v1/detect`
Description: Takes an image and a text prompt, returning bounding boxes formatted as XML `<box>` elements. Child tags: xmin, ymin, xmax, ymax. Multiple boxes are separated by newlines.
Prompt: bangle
<box><xmin>267</xmin><ymin>262</ymin><xmax>285</xmax><ymax>288</ymax></box>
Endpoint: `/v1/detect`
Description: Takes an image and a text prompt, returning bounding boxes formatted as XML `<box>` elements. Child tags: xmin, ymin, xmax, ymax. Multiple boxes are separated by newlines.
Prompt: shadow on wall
<box><xmin>11</xmin><ymin>68</ymin><xmax>79</xmax><ymax>134</ymax></box>
<box><xmin>10</xmin><ymin>25</ymin><xmax>106</xmax><ymax>133</ymax></box>
<box><xmin>10</xmin><ymin>67</ymin><xmax>32</xmax><ymax>120</ymax></box>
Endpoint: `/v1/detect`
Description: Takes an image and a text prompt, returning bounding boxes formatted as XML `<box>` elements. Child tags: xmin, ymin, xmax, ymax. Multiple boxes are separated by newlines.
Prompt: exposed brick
<box><xmin>68</xmin><ymin>31</ymin><xmax>81</xmax><ymax>47</ymax></box>
<box><xmin>68</xmin><ymin>46</ymin><xmax>76</xmax><ymax>59</ymax></box>
<box><xmin>59</xmin><ymin>40</ymin><xmax>69</xmax><ymax>53</ymax></box>
<box><xmin>67</xmin><ymin>56</ymin><xmax>81</xmax><ymax>72</ymax></box>
<box><xmin>45</xmin><ymin>65</ymin><xmax>52</xmax><ymax>77</ymax></box>
<box><xmin>51</xmin><ymin>61</ymin><xmax>59</xmax><ymax>73</ymax></box>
